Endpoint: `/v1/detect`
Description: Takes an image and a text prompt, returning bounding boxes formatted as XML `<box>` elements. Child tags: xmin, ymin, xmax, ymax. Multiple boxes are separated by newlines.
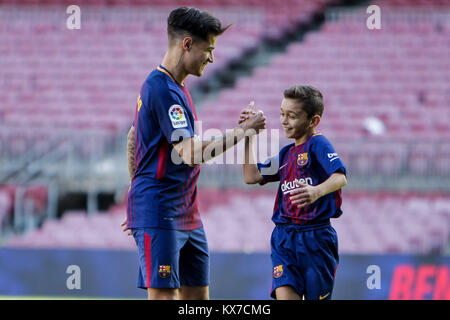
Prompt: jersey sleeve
<box><xmin>311</xmin><ymin>135</ymin><xmax>347</xmax><ymax>176</ymax></box>
<box><xmin>147</xmin><ymin>84</ymin><xmax>195</xmax><ymax>144</ymax></box>
<box><xmin>257</xmin><ymin>145</ymin><xmax>292</xmax><ymax>185</ymax></box>
<box><xmin>257</xmin><ymin>154</ymin><xmax>281</xmax><ymax>185</ymax></box>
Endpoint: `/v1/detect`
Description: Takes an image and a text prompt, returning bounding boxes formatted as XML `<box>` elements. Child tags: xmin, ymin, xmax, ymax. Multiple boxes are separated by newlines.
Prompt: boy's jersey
<box><xmin>257</xmin><ymin>133</ymin><xmax>347</xmax><ymax>225</ymax></box>
<box><xmin>127</xmin><ymin>66</ymin><xmax>202</xmax><ymax>231</ymax></box>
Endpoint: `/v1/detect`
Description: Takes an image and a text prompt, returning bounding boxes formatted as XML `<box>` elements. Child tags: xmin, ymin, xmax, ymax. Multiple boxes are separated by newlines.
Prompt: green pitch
<box><xmin>0</xmin><ymin>295</ymin><xmax>139</xmax><ymax>300</ymax></box>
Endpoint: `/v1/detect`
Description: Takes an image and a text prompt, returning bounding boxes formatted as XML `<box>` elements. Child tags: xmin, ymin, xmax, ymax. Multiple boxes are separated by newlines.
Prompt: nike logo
<box><xmin>279</xmin><ymin>163</ymin><xmax>287</xmax><ymax>170</ymax></box>
<box><xmin>319</xmin><ymin>292</ymin><xmax>330</xmax><ymax>300</ymax></box>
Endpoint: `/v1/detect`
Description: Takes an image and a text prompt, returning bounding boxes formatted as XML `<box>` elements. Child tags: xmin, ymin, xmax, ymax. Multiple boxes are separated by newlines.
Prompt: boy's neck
<box><xmin>294</xmin><ymin>130</ymin><xmax>315</xmax><ymax>146</ymax></box>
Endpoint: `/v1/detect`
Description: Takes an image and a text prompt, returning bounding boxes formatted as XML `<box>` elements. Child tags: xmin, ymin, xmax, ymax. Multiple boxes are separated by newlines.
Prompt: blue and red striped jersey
<box><xmin>257</xmin><ymin>133</ymin><xmax>347</xmax><ymax>225</ymax></box>
<box><xmin>127</xmin><ymin>66</ymin><xmax>202</xmax><ymax>230</ymax></box>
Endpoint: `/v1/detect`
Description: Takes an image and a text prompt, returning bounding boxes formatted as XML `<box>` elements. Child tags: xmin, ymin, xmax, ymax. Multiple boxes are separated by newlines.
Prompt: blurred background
<box><xmin>0</xmin><ymin>0</ymin><xmax>449</xmax><ymax>299</ymax></box>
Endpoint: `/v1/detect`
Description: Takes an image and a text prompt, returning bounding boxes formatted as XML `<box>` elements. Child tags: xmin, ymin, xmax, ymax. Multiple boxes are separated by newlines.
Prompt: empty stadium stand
<box><xmin>6</xmin><ymin>189</ymin><xmax>450</xmax><ymax>255</ymax></box>
<box><xmin>1</xmin><ymin>0</ymin><xmax>449</xmax><ymax>257</ymax></box>
<box><xmin>198</xmin><ymin>6</ymin><xmax>450</xmax><ymax>177</ymax></box>
<box><xmin>0</xmin><ymin>6</ymin><xmax>264</xmax><ymax>133</ymax></box>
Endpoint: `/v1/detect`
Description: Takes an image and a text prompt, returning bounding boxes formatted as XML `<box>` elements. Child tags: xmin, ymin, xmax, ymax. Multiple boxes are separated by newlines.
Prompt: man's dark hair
<box><xmin>283</xmin><ymin>85</ymin><xmax>324</xmax><ymax>119</ymax></box>
<box><xmin>167</xmin><ymin>7</ymin><xmax>229</xmax><ymax>42</ymax></box>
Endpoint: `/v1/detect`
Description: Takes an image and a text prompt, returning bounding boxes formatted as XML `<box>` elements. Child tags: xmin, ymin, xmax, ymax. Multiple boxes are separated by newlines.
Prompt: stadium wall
<box><xmin>0</xmin><ymin>248</ymin><xmax>448</xmax><ymax>300</ymax></box>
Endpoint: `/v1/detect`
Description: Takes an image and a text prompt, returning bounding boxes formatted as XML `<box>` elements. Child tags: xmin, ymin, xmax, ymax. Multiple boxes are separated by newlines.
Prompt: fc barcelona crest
<box><xmin>159</xmin><ymin>265</ymin><xmax>171</xmax><ymax>278</ymax></box>
<box><xmin>273</xmin><ymin>265</ymin><xmax>284</xmax><ymax>279</ymax></box>
<box><xmin>297</xmin><ymin>153</ymin><xmax>309</xmax><ymax>166</ymax></box>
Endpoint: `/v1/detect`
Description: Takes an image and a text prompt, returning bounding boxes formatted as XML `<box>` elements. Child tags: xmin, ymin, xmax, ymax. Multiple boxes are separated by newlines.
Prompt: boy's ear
<box><xmin>310</xmin><ymin>115</ymin><xmax>321</xmax><ymax>128</ymax></box>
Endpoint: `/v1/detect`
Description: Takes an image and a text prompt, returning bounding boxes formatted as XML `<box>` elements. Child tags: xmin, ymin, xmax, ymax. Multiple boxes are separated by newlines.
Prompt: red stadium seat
<box><xmin>6</xmin><ymin>190</ymin><xmax>449</xmax><ymax>254</ymax></box>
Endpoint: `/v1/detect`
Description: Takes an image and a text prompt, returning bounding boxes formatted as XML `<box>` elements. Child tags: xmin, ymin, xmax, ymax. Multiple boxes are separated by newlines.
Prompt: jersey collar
<box><xmin>157</xmin><ymin>65</ymin><xmax>183</xmax><ymax>87</ymax></box>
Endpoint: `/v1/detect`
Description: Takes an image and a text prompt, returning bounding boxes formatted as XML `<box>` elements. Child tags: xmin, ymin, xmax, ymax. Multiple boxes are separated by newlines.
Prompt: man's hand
<box><xmin>121</xmin><ymin>216</ymin><xmax>132</xmax><ymax>236</ymax></box>
<box><xmin>289</xmin><ymin>183</ymin><xmax>322</xmax><ymax>209</ymax></box>
<box><xmin>238</xmin><ymin>101</ymin><xmax>266</xmax><ymax>134</ymax></box>
<box><xmin>241</xmin><ymin>112</ymin><xmax>266</xmax><ymax>134</ymax></box>
<box><xmin>239</xmin><ymin>101</ymin><xmax>257</xmax><ymax>124</ymax></box>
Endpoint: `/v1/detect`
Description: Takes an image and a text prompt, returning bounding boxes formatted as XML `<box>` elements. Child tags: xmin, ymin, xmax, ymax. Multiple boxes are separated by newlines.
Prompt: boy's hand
<box><xmin>289</xmin><ymin>183</ymin><xmax>322</xmax><ymax>209</ymax></box>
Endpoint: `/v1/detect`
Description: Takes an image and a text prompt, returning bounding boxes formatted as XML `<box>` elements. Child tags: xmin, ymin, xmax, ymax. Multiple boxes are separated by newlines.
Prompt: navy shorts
<box><xmin>131</xmin><ymin>227</ymin><xmax>209</xmax><ymax>289</ymax></box>
<box><xmin>270</xmin><ymin>221</ymin><xmax>339</xmax><ymax>300</ymax></box>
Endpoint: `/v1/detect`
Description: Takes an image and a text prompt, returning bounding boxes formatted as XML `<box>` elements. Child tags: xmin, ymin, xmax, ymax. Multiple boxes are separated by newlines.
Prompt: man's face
<box><xmin>184</xmin><ymin>34</ymin><xmax>217</xmax><ymax>77</ymax></box>
<box><xmin>280</xmin><ymin>98</ymin><xmax>311</xmax><ymax>140</ymax></box>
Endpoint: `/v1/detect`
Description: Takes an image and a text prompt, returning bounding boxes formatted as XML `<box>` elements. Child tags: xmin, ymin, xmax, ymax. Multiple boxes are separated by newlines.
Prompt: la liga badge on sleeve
<box><xmin>168</xmin><ymin>104</ymin><xmax>188</xmax><ymax>128</ymax></box>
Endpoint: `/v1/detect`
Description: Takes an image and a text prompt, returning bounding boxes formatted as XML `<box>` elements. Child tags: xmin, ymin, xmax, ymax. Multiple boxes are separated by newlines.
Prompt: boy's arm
<box><xmin>243</xmin><ymin>135</ymin><xmax>263</xmax><ymax>184</ymax></box>
<box><xmin>289</xmin><ymin>172</ymin><xmax>347</xmax><ymax>209</ymax></box>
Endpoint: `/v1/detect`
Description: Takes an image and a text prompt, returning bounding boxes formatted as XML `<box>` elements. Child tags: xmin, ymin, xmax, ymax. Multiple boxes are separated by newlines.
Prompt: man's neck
<box><xmin>161</xmin><ymin>51</ymin><xmax>187</xmax><ymax>85</ymax></box>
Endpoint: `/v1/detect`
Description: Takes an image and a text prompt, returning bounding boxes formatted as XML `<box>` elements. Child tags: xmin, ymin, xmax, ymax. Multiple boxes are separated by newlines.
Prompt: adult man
<box><xmin>122</xmin><ymin>7</ymin><xmax>266</xmax><ymax>300</ymax></box>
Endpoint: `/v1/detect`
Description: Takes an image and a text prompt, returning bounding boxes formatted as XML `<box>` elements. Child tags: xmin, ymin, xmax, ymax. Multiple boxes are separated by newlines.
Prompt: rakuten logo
<box><xmin>281</xmin><ymin>177</ymin><xmax>313</xmax><ymax>194</ymax></box>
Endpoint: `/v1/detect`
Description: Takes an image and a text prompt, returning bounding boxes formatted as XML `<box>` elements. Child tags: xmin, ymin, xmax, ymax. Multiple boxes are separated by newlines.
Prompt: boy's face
<box><xmin>184</xmin><ymin>34</ymin><xmax>217</xmax><ymax>77</ymax></box>
<box><xmin>280</xmin><ymin>98</ymin><xmax>314</xmax><ymax>140</ymax></box>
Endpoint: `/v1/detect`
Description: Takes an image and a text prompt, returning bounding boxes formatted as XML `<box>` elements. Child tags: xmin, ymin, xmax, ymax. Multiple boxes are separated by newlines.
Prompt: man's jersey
<box><xmin>127</xmin><ymin>66</ymin><xmax>202</xmax><ymax>231</ymax></box>
<box><xmin>257</xmin><ymin>133</ymin><xmax>347</xmax><ymax>225</ymax></box>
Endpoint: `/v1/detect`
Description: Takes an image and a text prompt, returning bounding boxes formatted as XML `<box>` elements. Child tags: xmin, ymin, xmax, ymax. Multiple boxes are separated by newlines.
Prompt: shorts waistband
<box><xmin>276</xmin><ymin>219</ymin><xmax>330</xmax><ymax>232</ymax></box>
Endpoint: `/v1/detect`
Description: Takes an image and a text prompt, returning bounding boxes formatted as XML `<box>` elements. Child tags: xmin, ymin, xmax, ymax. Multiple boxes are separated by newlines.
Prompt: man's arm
<box><xmin>122</xmin><ymin>125</ymin><xmax>136</xmax><ymax>236</ymax></box>
<box><xmin>289</xmin><ymin>172</ymin><xmax>347</xmax><ymax>209</ymax></box>
<box><xmin>173</xmin><ymin>127</ymin><xmax>245</xmax><ymax>167</ymax></box>
<box><xmin>127</xmin><ymin>125</ymin><xmax>136</xmax><ymax>180</ymax></box>
<box><xmin>173</xmin><ymin>112</ymin><xmax>266</xmax><ymax>167</ymax></box>
<box><xmin>243</xmin><ymin>135</ymin><xmax>263</xmax><ymax>184</ymax></box>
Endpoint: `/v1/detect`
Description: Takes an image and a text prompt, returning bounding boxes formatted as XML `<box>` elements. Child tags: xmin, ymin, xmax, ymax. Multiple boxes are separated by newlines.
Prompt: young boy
<box><xmin>241</xmin><ymin>85</ymin><xmax>347</xmax><ymax>300</ymax></box>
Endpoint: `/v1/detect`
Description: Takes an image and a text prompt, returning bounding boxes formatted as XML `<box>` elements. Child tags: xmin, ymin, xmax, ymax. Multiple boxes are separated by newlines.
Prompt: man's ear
<box><xmin>182</xmin><ymin>37</ymin><xmax>193</xmax><ymax>51</ymax></box>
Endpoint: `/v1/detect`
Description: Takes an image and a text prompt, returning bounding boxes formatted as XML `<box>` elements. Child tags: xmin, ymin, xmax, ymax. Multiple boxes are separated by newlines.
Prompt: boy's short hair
<box><xmin>167</xmin><ymin>7</ymin><xmax>229</xmax><ymax>42</ymax></box>
<box><xmin>283</xmin><ymin>85</ymin><xmax>324</xmax><ymax>119</ymax></box>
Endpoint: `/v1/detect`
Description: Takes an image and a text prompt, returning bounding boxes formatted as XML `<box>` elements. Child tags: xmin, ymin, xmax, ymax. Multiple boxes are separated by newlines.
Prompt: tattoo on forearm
<box><xmin>127</xmin><ymin>127</ymin><xmax>136</xmax><ymax>180</ymax></box>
